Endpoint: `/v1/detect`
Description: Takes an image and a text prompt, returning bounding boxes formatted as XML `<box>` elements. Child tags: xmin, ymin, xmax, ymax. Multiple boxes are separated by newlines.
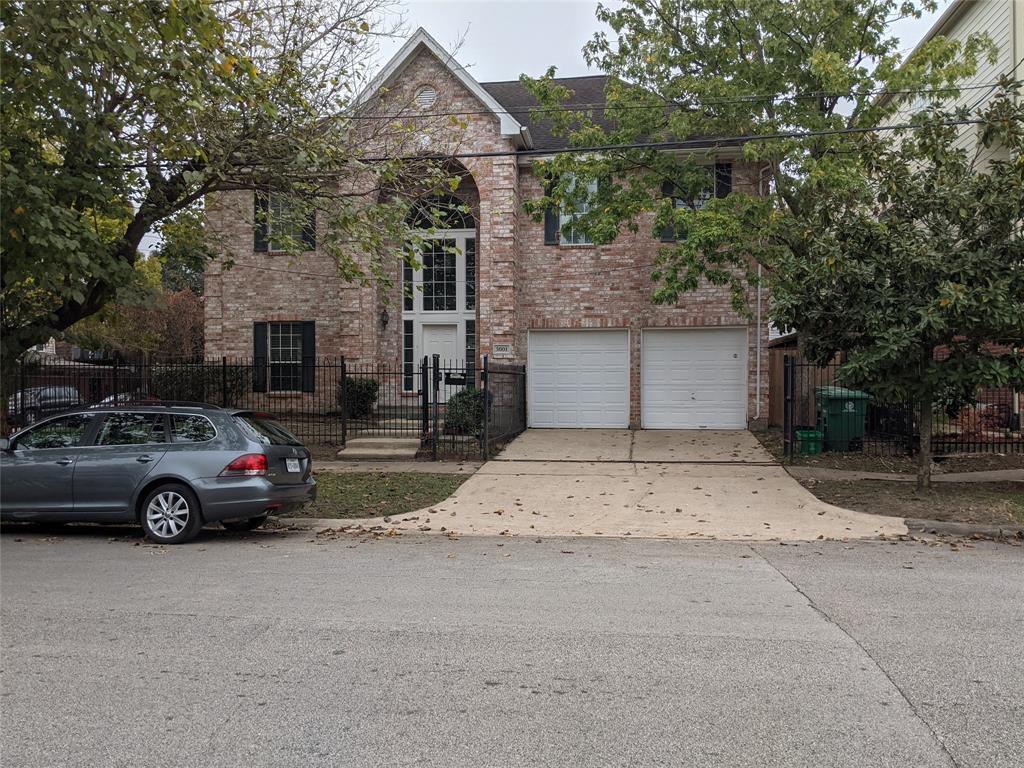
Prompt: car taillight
<box><xmin>220</xmin><ymin>454</ymin><xmax>268</xmax><ymax>477</ymax></box>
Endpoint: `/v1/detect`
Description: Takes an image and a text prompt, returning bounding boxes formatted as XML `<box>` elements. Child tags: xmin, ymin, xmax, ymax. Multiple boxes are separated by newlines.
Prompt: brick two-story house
<box><xmin>204</xmin><ymin>28</ymin><xmax>770</xmax><ymax>430</ymax></box>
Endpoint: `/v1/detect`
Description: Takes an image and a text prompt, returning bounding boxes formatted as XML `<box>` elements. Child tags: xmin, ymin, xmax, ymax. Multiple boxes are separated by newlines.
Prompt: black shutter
<box><xmin>660</xmin><ymin>180</ymin><xmax>676</xmax><ymax>242</ymax></box>
<box><xmin>254</xmin><ymin>191</ymin><xmax>269</xmax><ymax>252</ymax></box>
<box><xmin>543</xmin><ymin>179</ymin><xmax>559</xmax><ymax>245</ymax></box>
<box><xmin>715</xmin><ymin>162</ymin><xmax>733</xmax><ymax>198</ymax></box>
<box><xmin>301</xmin><ymin>210</ymin><xmax>316</xmax><ymax>251</ymax></box>
<box><xmin>253</xmin><ymin>322</ymin><xmax>268</xmax><ymax>393</ymax></box>
<box><xmin>300</xmin><ymin>321</ymin><xmax>316</xmax><ymax>393</ymax></box>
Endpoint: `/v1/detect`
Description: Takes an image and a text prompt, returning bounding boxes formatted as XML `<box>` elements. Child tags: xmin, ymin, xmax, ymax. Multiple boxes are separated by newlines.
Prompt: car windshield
<box><xmin>234</xmin><ymin>414</ymin><xmax>303</xmax><ymax>446</ymax></box>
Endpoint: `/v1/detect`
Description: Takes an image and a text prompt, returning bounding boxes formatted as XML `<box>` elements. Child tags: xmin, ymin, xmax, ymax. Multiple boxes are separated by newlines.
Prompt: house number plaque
<box><xmin>492</xmin><ymin>343</ymin><xmax>513</xmax><ymax>359</ymax></box>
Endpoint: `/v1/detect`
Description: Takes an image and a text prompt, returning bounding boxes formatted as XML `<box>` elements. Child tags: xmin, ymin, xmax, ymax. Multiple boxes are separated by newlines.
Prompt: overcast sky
<box><xmin>375</xmin><ymin>0</ymin><xmax>947</xmax><ymax>83</ymax></box>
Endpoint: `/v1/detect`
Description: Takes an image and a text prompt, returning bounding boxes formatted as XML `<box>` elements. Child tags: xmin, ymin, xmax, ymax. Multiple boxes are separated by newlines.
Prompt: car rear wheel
<box><xmin>222</xmin><ymin>514</ymin><xmax>268</xmax><ymax>532</ymax></box>
<box><xmin>140</xmin><ymin>484</ymin><xmax>202</xmax><ymax>544</ymax></box>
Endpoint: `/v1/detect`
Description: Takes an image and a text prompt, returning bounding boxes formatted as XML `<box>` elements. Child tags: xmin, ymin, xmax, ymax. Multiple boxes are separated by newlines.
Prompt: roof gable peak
<box><xmin>355</xmin><ymin>27</ymin><xmax>528</xmax><ymax>145</ymax></box>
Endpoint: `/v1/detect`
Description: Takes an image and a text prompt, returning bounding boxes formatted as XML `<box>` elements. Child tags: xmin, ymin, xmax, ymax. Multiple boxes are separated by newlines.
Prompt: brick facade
<box><xmin>204</xmin><ymin>36</ymin><xmax>771</xmax><ymax>428</ymax></box>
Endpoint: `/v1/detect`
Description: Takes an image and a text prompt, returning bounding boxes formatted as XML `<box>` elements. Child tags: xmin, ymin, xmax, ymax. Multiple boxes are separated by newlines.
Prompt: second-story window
<box><xmin>559</xmin><ymin>175</ymin><xmax>597</xmax><ymax>246</ymax></box>
<box><xmin>254</xmin><ymin>191</ymin><xmax>316</xmax><ymax>252</ymax></box>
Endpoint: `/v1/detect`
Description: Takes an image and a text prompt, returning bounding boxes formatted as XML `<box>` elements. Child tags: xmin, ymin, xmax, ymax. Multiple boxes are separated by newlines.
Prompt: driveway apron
<box><xmin>386</xmin><ymin>430</ymin><xmax>908</xmax><ymax>541</ymax></box>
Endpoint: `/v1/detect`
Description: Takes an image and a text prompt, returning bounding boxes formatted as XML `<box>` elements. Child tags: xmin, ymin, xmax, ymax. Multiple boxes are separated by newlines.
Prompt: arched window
<box><xmin>407</xmin><ymin>195</ymin><xmax>474</xmax><ymax>230</ymax></box>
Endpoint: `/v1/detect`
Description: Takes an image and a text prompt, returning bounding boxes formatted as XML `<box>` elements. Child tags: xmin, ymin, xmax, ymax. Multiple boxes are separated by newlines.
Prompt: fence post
<box><xmin>112</xmin><ymin>358</ymin><xmax>119</xmax><ymax>404</ymax></box>
<box><xmin>783</xmin><ymin>354</ymin><xmax>793</xmax><ymax>459</ymax></box>
<box><xmin>519</xmin><ymin>364</ymin><xmax>526</xmax><ymax>434</ymax></box>
<box><xmin>221</xmin><ymin>356</ymin><xmax>228</xmax><ymax>407</ymax></box>
<box><xmin>481</xmin><ymin>355</ymin><xmax>490</xmax><ymax>461</ymax></box>
<box><xmin>340</xmin><ymin>357</ymin><xmax>347</xmax><ymax>447</ymax></box>
<box><xmin>420</xmin><ymin>356</ymin><xmax>429</xmax><ymax>438</ymax></box>
<box><xmin>431</xmin><ymin>354</ymin><xmax>440</xmax><ymax>461</ymax></box>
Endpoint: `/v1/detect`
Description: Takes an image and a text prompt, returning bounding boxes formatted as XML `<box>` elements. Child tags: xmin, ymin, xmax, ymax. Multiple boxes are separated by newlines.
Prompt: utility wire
<box><xmin>360</xmin><ymin>117</ymin><xmax>985</xmax><ymax>163</ymax></box>
<box><xmin>348</xmin><ymin>80</ymin><xmax>1013</xmax><ymax>121</ymax></box>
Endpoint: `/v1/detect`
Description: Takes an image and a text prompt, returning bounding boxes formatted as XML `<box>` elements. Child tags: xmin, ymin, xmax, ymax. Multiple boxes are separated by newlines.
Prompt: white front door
<box><xmin>422</xmin><ymin>323</ymin><xmax>458</xmax><ymax>361</ymax></box>
<box><xmin>641</xmin><ymin>328</ymin><xmax>748</xmax><ymax>429</ymax></box>
<box><xmin>527</xmin><ymin>330</ymin><xmax>630</xmax><ymax>428</ymax></box>
<box><xmin>423</xmin><ymin>323</ymin><xmax>459</xmax><ymax>403</ymax></box>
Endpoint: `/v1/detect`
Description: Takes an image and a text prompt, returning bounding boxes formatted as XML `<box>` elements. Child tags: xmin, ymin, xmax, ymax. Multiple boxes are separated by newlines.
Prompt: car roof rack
<box><xmin>87</xmin><ymin>401</ymin><xmax>222</xmax><ymax>410</ymax></box>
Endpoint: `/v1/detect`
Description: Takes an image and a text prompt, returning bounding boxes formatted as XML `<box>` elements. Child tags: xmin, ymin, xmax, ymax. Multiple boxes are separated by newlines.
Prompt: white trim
<box><xmin>354</xmin><ymin>28</ymin><xmax>529</xmax><ymax>145</ymax></box>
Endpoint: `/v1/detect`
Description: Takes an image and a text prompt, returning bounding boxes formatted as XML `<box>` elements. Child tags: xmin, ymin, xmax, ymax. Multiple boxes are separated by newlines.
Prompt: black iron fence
<box><xmin>782</xmin><ymin>355</ymin><xmax>1023</xmax><ymax>458</ymax></box>
<box><xmin>4</xmin><ymin>354</ymin><xmax>527</xmax><ymax>460</ymax></box>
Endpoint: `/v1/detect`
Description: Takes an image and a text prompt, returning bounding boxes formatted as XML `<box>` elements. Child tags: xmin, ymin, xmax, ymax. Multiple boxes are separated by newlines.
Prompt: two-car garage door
<box><xmin>527</xmin><ymin>328</ymin><xmax>747</xmax><ymax>429</ymax></box>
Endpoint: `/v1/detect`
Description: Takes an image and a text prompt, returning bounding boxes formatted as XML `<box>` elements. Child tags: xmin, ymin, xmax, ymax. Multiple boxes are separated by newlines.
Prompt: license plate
<box><xmin>285</xmin><ymin>458</ymin><xmax>301</xmax><ymax>473</ymax></box>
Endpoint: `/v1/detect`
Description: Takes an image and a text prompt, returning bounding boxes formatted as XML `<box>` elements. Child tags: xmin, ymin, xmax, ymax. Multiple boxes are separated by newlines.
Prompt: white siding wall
<box><xmin>890</xmin><ymin>0</ymin><xmax>1018</xmax><ymax>166</ymax></box>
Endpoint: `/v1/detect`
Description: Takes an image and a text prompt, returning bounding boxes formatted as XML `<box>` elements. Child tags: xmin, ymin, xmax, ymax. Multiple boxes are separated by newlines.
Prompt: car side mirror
<box><xmin>0</xmin><ymin>438</ymin><xmax>10</xmax><ymax>451</ymax></box>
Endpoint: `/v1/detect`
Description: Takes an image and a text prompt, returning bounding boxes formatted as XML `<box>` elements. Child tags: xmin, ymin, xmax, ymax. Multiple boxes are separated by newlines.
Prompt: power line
<box><xmin>359</xmin><ymin>117</ymin><xmax>985</xmax><ymax>163</ymax></box>
<box><xmin>348</xmin><ymin>80</ymin><xmax>1013</xmax><ymax>121</ymax></box>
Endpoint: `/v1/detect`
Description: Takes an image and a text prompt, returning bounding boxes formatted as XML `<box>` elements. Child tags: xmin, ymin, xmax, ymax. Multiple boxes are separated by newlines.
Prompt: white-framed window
<box><xmin>269</xmin><ymin>322</ymin><xmax>303</xmax><ymax>392</ymax></box>
<box><xmin>559</xmin><ymin>175</ymin><xmax>597</xmax><ymax>246</ymax></box>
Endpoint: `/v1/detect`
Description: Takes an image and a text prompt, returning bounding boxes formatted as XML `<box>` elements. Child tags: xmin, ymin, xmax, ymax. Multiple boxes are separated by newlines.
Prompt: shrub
<box><xmin>337</xmin><ymin>376</ymin><xmax>378</xmax><ymax>418</ymax></box>
<box><xmin>150</xmin><ymin>363</ymin><xmax>250</xmax><ymax>405</ymax></box>
<box><xmin>444</xmin><ymin>387</ymin><xmax>485</xmax><ymax>435</ymax></box>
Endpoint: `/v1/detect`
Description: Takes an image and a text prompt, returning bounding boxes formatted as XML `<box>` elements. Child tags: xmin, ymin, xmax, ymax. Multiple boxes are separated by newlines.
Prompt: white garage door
<box><xmin>642</xmin><ymin>328</ymin><xmax>747</xmax><ymax>429</ymax></box>
<box><xmin>528</xmin><ymin>330</ymin><xmax>629</xmax><ymax>428</ymax></box>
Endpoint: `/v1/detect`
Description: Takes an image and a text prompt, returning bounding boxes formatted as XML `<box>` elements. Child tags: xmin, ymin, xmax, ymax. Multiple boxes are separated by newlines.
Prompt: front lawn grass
<box><xmin>283</xmin><ymin>472</ymin><xmax>467</xmax><ymax>520</ymax></box>
<box><xmin>804</xmin><ymin>480</ymin><xmax>1024</xmax><ymax>525</ymax></box>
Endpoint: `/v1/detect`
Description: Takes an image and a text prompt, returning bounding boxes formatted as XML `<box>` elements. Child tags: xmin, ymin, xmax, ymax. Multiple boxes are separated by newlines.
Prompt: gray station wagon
<box><xmin>0</xmin><ymin>404</ymin><xmax>316</xmax><ymax>544</ymax></box>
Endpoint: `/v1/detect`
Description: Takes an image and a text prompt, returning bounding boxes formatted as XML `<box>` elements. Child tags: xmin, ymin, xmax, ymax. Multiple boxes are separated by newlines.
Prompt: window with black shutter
<box><xmin>253</xmin><ymin>190</ymin><xmax>316</xmax><ymax>252</ymax></box>
<box><xmin>660</xmin><ymin>162</ymin><xmax>733</xmax><ymax>241</ymax></box>
<box><xmin>254</xmin><ymin>321</ymin><xmax>316</xmax><ymax>392</ymax></box>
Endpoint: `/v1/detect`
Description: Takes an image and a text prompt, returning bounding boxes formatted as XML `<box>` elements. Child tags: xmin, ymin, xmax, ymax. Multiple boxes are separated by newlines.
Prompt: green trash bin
<box><xmin>795</xmin><ymin>429</ymin><xmax>823</xmax><ymax>455</ymax></box>
<box><xmin>815</xmin><ymin>387</ymin><xmax>871</xmax><ymax>452</ymax></box>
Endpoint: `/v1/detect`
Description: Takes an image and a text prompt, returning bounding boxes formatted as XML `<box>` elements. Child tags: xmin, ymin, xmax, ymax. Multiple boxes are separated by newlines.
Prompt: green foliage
<box><xmin>155</xmin><ymin>207</ymin><xmax>211</xmax><ymax>294</ymax></box>
<box><xmin>337</xmin><ymin>377</ymin><xmax>379</xmax><ymax>418</ymax></box>
<box><xmin>0</xmin><ymin>0</ymin><xmax>461</xmax><ymax>364</ymax></box>
<box><xmin>772</xmin><ymin>91</ymin><xmax>1024</xmax><ymax>403</ymax></box>
<box><xmin>444</xmin><ymin>388</ymin><xmax>485</xmax><ymax>436</ymax></box>
<box><xmin>150</xmin><ymin>363</ymin><xmax>250</xmax><ymax>405</ymax></box>
<box><xmin>521</xmin><ymin>0</ymin><xmax>995</xmax><ymax>314</ymax></box>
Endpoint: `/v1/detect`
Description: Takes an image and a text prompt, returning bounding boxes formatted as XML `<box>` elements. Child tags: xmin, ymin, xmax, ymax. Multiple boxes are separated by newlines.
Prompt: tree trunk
<box><xmin>917</xmin><ymin>394</ymin><xmax>933</xmax><ymax>492</ymax></box>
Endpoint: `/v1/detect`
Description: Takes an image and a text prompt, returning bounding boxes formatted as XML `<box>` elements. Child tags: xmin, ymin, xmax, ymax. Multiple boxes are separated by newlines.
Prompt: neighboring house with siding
<box><xmin>204</xmin><ymin>28</ymin><xmax>771</xmax><ymax>430</ymax></box>
<box><xmin>881</xmin><ymin>0</ymin><xmax>1024</xmax><ymax>165</ymax></box>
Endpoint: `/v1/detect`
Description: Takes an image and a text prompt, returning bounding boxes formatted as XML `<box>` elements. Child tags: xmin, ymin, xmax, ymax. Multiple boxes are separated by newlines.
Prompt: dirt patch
<box><xmin>802</xmin><ymin>479</ymin><xmax>1024</xmax><ymax>525</ymax></box>
<box><xmin>757</xmin><ymin>428</ymin><xmax>1024</xmax><ymax>474</ymax></box>
<box><xmin>283</xmin><ymin>472</ymin><xmax>467</xmax><ymax>520</ymax></box>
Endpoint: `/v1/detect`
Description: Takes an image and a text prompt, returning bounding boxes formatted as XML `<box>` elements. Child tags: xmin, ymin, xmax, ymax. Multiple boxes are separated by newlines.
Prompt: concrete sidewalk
<box><xmin>788</xmin><ymin>466</ymin><xmax>1024</xmax><ymax>484</ymax></box>
<box><xmin>314</xmin><ymin>460</ymin><xmax>482</xmax><ymax>474</ymax></box>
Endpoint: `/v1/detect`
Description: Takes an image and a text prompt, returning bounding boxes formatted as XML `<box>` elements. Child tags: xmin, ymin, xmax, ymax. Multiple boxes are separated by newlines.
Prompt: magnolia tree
<box><xmin>774</xmin><ymin>93</ymin><xmax>1024</xmax><ymax>488</ymax></box>
<box><xmin>0</xmin><ymin>0</ymin><xmax>463</xmax><ymax>367</ymax></box>
<box><xmin>521</xmin><ymin>0</ymin><xmax>1016</xmax><ymax>487</ymax></box>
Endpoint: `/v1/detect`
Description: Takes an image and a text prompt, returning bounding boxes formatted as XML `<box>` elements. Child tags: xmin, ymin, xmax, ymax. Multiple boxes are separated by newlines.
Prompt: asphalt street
<box><xmin>1</xmin><ymin>524</ymin><xmax>1021</xmax><ymax>767</ymax></box>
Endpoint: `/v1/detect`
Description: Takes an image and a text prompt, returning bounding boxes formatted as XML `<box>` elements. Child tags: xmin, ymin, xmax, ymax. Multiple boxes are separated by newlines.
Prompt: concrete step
<box><xmin>336</xmin><ymin>437</ymin><xmax>421</xmax><ymax>461</ymax></box>
<box><xmin>342</xmin><ymin>437</ymin><xmax>420</xmax><ymax>450</ymax></box>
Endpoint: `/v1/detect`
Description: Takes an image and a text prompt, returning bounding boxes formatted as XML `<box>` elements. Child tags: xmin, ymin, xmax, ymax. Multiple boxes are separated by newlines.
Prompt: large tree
<box><xmin>521</xmin><ymin>0</ymin><xmax>1017</xmax><ymax>486</ymax></box>
<box><xmin>774</xmin><ymin>92</ymin><xmax>1024</xmax><ymax>488</ymax></box>
<box><xmin>0</xmin><ymin>0</ymin><xmax>456</xmax><ymax>366</ymax></box>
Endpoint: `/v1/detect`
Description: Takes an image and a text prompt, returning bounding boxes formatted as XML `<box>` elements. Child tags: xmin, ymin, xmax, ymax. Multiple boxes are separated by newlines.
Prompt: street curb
<box><xmin>904</xmin><ymin>517</ymin><xmax>1024</xmax><ymax>539</ymax></box>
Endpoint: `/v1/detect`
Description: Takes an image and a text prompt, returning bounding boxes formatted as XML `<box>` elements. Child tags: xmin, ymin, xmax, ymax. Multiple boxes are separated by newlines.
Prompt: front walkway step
<box><xmin>336</xmin><ymin>437</ymin><xmax>420</xmax><ymax>460</ymax></box>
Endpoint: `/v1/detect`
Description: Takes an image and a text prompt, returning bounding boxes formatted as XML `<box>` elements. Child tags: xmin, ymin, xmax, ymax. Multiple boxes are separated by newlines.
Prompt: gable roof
<box><xmin>480</xmin><ymin>75</ymin><xmax>613</xmax><ymax>151</ymax></box>
<box><xmin>355</xmin><ymin>27</ymin><xmax>529</xmax><ymax>146</ymax></box>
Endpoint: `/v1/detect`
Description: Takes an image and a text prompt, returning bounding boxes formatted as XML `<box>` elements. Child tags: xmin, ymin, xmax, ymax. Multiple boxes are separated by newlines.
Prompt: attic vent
<box><xmin>415</xmin><ymin>85</ymin><xmax>437</xmax><ymax>108</ymax></box>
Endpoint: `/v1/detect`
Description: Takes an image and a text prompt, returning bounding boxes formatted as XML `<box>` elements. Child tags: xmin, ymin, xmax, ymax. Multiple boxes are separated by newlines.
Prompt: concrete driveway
<box><xmin>402</xmin><ymin>430</ymin><xmax>907</xmax><ymax>541</ymax></box>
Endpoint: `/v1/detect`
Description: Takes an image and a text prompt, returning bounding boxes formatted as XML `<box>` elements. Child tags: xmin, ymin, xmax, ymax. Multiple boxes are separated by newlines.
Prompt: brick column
<box><xmin>471</xmin><ymin>155</ymin><xmax>521</xmax><ymax>363</ymax></box>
